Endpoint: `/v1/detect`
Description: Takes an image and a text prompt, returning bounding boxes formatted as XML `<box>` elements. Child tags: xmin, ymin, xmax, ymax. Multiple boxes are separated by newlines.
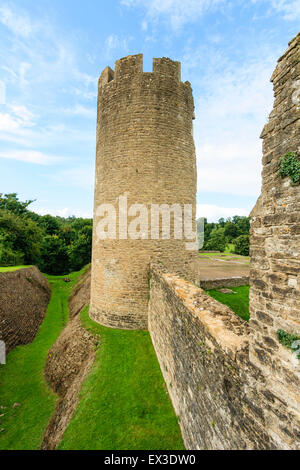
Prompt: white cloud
<box><xmin>181</xmin><ymin>43</ymin><xmax>278</xmax><ymax>198</ymax></box>
<box><xmin>121</xmin><ymin>0</ymin><xmax>226</xmax><ymax>29</ymax></box>
<box><xmin>0</xmin><ymin>100</ymin><xmax>94</xmax><ymax>153</ymax></box>
<box><xmin>0</xmin><ymin>112</ymin><xmax>20</xmax><ymax>132</ymax></box>
<box><xmin>0</xmin><ymin>150</ymin><xmax>62</xmax><ymax>165</ymax></box>
<box><xmin>19</xmin><ymin>62</ymin><xmax>31</xmax><ymax>89</ymax></box>
<box><xmin>9</xmin><ymin>104</ymin><xmax>35</xmax><ymax>125</ymax></box>
<box><xmin>69</xmin><ymin>86</ymin><xmax>97</xmax><ymax>101</ymax></box>
<box><xmin>123</xmin><ymin>0</ymin><xmax>300</xmax><ymax>27</ymax></box>
<box><xmin>0</xmin><ymin>104</ymin><xmax>35</xmax><ymax>132</ymax></box>
<box><xmin>197</xmin><ymin>203</ymin><xmax>250</xmax><ymax>222</ymax></box>
<box><xmin>0</xmin><ymin>115</ymin><xmax>95</xmax><ymax>149</ymax></box>
<box><xmin>0</xmin><ymin>4</ymin><xmax>33</xmax><ymax>37</ymax></box>
<box><xmin>62</xmin><ymin>105</ymin><xmax>96</xmax><ymax>119</ymax></box>
<box><xmin>0</xmin><ymin>80</ymin><xmax>6</xmax><ymax>104</ymax></box>
<box><xmin>272</xmin><ymin>0</ymin><xmax>300</xmax><ymax>20</ymax></box>
<box><xmin>260</xmin><ymin>0</ymin><xmax>300</xmax><ymax>21</ymax></box>
<box><xmin>196</xmin><ymin>142</ymin><xmax>262</xmax><ymax>196</ymax></box>
<box><xmin>0</xmin><ymin>5</ymin><xmax>97</xmax><ymax>99</ymax></box>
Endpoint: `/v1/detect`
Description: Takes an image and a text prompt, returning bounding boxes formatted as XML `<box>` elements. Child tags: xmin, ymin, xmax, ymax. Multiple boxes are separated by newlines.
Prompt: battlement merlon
<box><xmin>98</xmin><ymin>66</ymin><xmax>114</xmax><ymax>88</ymax></box>
<box><xmin>115</xmin><ymin>54</ymin><xmax>143</xmax><ymax>80</ymax></box>
<box><xmin>153</xmin><ymin>57</ymin><xmax>181</xmax><ymax>81</ymax></box>
<box><xmin>98</xmin><ymin>54</ymin><xmax>183</xmax><ymax>88</ymax></box>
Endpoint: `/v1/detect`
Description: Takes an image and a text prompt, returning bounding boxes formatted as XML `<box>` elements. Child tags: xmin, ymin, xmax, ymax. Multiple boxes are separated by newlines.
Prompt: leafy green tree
<box><xmin>204</xmin><ymin>227</ymin><xmax>226</xmax><ymax>252</ymax></box>
<box><xmin>39</xmin><ymin>235</ymin><xmax>69</xmax><ymax>274</ymax></box>
<box><xmin>0</xmin><ymin>193</ymin><xmax>93</xmax><ymax>273</ymax></box>
<box><xmin>234</xmin><ymin>234</ymin><xmax>250</xmax><ymax>256</ymax></box>
<box><xmin>60</xmin><ymin>226</ymin><xmax>76</xmax><ymax>246</ymax></box>
<box><xmin>38</xmin><ymin>214</ymin><xmax>61</xmax><ymax>235</ymax></box>
<box><xmin>70</xmin><ymin>217</ymin><xmax>92</xmax><ymax>232</ymax></box>
<box><xmin>232</xmin><ymin>215</ymin><xmax>250</xmax><ymax>234</ymax></box>
<box><xmin>68</xmin><ymin>225</ymin><xmax>92</xmax><ymax>271</ymax></box>
<box><xmin>224</xmin><ymin>222</ymin><xmax>240</xmax><ymax>241</ymax></box>
<box><xmin>200</xmin><ymin>219</ymin><xmax>217</xmax><ymax>250</ymax></box>
<box><xmin>21</xmin><ymin>217</ymin><xmax>44</xmax><ymax>264</ymax></box>
<box><xmin>0</xmin><ymin>210</ymin><xmax>43</xmax><ymax>264</ymax></box>
<box><xmin>198</xmin><ymin>214</ymin><xmax>250</xmax><ymax>252</ymax></box>
<box><xmin>0</xmin><ymin>193</ymin><xmax>35</xmax><ymax>216</ymax></box>
<box><xmin>0</xmin><ymin>233</ymin><xmax>24</xmax><ymax>266</ymax></box>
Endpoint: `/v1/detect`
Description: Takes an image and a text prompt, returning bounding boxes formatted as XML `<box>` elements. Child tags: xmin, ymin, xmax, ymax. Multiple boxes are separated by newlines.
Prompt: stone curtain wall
<box><xmin>199</xmin><ymin>276</ymin><xmax>249</xmax><ymax>290</ymax></box>
<box><xmin>149</xmin><ymin>264</ymin><xmax>251</xmax><ymax>450</ymax></box>
<box><xmin>90</xmin><ymin>54</ymin><xmax>198</xmax><ymax>330</ymax></box>
<box><xmin>0</xmin><ymin>267</ymin><xmax>51</xmax><ymax>353</ymax></box>
<box><xmin>148</xmin><ymin>264</ymin><xmax>300</xmax><ymax>449</ymax></box>
<box><xmin>249</xmin><ymin>33</ymin><xmax>300</xmax><ymax>445</ymax></box>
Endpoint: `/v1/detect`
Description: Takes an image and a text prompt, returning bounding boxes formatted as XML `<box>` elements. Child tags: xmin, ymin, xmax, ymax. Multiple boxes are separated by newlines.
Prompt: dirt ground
<box><xmin>198</xmin><ymin>253</ymin><xmax>250</xmax><ymax>280</ymax></box>
<box><xmin>42</xmin><ymin>265</ymin><xmax>94</xmax><ymax>450</ymax></box>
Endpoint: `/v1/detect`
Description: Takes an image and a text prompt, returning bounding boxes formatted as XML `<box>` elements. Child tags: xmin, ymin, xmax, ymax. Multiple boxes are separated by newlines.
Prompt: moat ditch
<box><xmin>0</xmin><ymin>267</ymin><xmax>86</xmax><ymax>449</ymax></box>
<box><xmin>0</xmin><ymin>265</ymin><xmax>184</xmax><ymax>450</ymax></box>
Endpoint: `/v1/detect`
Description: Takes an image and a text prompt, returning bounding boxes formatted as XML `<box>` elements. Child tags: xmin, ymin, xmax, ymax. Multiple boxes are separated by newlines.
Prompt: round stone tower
<box><xmin>90</xmin><ymin>54</ymin><xmax>198</xmax><ymax>329</ymax></box>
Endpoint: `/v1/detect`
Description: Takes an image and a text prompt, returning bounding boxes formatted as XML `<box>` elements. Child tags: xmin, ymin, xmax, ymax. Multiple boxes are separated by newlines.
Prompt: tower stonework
<box><xmin>90</xmin><ymin>54</ymin><xmax>198</xmax><ymax>329</ymax></box>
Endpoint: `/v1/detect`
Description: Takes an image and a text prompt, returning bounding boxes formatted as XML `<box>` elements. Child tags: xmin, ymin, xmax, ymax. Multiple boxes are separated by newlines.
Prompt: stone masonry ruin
<box><xmin>91</xmin><ymin>33</ymin><xmax>300</xmax><ymax>449</ymax></box>
<box><xmin>249</xmin><ymin>31</ymin><xmax>300</xmax><ymax>448</ymax></box>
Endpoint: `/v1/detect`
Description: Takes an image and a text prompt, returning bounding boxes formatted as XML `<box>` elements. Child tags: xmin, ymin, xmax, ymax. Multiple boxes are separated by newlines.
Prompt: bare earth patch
<box><xmin>198</xmin><ymin>253</ymin><xmax>249</xmax><ymax>280</ymax></box>
<box><xmin>41</xmin><ymin>266</ymin><xmax>94</xmax><ymax>450</ymax></box>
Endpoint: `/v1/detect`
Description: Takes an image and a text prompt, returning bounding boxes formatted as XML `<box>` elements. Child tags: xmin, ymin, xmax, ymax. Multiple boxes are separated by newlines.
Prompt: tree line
<box><xmin>0</xmin><ymin>193</ymin><xmax>92</xmax><ymax>275</ymax></box>
<box><xmin>197</xmin><ymin>215</ymin><xmax>250</xmax><ymax>255</ymax></box>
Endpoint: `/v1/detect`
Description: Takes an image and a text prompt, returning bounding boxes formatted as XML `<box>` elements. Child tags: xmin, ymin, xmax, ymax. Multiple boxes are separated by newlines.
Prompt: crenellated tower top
<box><xmin>98</xmin><ymin>54</ymin><xmax>185</xmax><ymax>89</ymax></box>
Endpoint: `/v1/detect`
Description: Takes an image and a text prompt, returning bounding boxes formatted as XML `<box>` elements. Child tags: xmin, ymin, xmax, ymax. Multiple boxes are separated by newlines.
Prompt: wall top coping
<box><xmin>150</xmin><ymin>263</ymin><xmax>249</xmax><ymax>359</ymax></box>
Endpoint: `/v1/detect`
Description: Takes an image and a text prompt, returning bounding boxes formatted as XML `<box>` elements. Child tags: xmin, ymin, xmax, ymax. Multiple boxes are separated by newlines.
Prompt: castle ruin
<box><xmin>91</xmin><ymin>33</ymin><xmax>300</xmax><ymax>449</ymax></box>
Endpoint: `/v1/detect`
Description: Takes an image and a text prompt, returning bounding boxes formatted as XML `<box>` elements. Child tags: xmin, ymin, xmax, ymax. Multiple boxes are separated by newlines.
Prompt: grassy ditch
<box><xmin>59</xmin><ymin>306</ymin><xmax>184</xmax><ymax>450</ymax></box>
<box><xmin>0</xmin><ymin>265</ymin><xmax>33</xmax><ymax>272</ymax></box>
<box><xmin>0</xmin><ymin>267</ymin><xmax>87</xmax><ymax>450</ymax></box>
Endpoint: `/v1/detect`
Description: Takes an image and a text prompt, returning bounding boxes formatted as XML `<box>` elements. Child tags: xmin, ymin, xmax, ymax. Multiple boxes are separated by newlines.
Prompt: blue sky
<box><xmin>0</xmin><ymin>0</ymin><xmax>299</xmax><ymax>221</ymax></box>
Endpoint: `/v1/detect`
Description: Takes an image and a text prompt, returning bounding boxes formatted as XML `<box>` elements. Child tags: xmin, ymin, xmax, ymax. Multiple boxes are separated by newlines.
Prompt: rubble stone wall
<box><xmin>199</xmin><ymin>276</ymin><xmax>249</xmax><ymax>290</ymax></box>
<box><xmin>0</xmin><ymin>267</ymin><xmax>51</xmax><ymax>353</ymax></box>
<box><xmin>249</xmin><ymin>32</ymin><xmax>300</xmax><ymax>446</ymax></box>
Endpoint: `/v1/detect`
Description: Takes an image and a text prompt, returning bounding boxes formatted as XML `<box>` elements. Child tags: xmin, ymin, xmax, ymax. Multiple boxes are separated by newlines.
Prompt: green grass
<box><xmin>206</xmin><ymin>285</ymin><xmax>250</xmax><ymax>322</ymax></box>
<box><xmin>277</xmin><ymin>329</ymin><xmax>300</xmax><ymax>358</ymax></box>
<box><xmin>0</xmin><ymin>265</ymin><xmax>32</xmax><ymax>272</ymax></box>
<box><xmin>199</xmin><ymin>251</ymin><xmax>226</xmax><ymax>257</ymax></box>
<box><xmin>0</xmin><ymin>266</ymin><xmax>87</xmax><ymax>450</ymax></box>
<box><xmin>198</xmin><ymin>251</ymin><xmax>250</xmax><ymax>264</ymax></box>
<box><xmin>224</xmin><ymin>244</ymin><xmax>235</xmax><ymax>253</ymax></box>
<box><xmin>59</xmin><ymin>306</ymin><xmax>184</xmax><ymax>450</ymax></box>
<box><xmin>199</xmin><ymin>251</ymin><xmax>247</xmax><ymax>259</ymax></box>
